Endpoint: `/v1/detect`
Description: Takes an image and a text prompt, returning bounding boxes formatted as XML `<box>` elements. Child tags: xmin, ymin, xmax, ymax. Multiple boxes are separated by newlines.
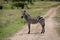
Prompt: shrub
<box><xmin>0</xmin><ymin>5</ymin><xmax>3</xmax><ymax>9</ymax></box>
<box><xmin>13</xmin><ymin>2</ymin><xmax>28</xmax><ymax>9</ymax></box>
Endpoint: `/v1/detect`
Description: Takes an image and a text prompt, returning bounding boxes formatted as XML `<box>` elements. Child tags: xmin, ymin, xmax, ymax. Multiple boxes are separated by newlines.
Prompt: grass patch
<box><xmin>0</xmin><ymin>19</ymin><xmax>25</xmax><ymax>40</ymax></box>
<box><xmin>56</xmin><ymin>26</ymin><xmax>60</xmax><ymax>36</ymax></box>
<box><xmin>55</xmin><ymin>7</ymin><xmax>60</xmax><ymax>36</ymax></box>
<box><xmin>3</xmin><ymin>4</ymin><xmax>12</xmax><ymax>9</ymax></box>
<box><xmin>0</xmin><ymin>10</ymin><xmax>26</xmax><ymax>40</ymax></box>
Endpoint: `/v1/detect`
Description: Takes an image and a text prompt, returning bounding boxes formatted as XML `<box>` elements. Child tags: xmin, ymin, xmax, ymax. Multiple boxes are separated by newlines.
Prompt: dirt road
<box><xmin>9</xmin><ymin>7</ymin><xmax>60</xmax><ymax>40</ymax></box>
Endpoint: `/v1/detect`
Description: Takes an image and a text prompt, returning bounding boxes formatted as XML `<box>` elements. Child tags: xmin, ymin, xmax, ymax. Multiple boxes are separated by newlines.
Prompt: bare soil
<box><xmin>9</xmin><ymin>7</ymin><xmax>60</xmax><ymax>40</ymax></box>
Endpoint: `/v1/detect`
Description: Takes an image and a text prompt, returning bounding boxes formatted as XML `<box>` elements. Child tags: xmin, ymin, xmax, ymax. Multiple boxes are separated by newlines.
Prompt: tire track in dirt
<box><xmin>9</xmin><ymin>7</ymin><xmax>60</xmax><ymax>40</ymax></box>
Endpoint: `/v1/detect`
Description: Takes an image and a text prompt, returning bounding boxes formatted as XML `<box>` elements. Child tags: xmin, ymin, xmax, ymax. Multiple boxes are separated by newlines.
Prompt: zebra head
<box><xmin>21</xmin><ymin>10</ymin><xmax>27</xmax><ymax>19</ymax></box>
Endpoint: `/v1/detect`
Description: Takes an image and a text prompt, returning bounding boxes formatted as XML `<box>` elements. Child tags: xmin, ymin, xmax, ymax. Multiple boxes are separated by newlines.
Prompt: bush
<box><xmin>13</xmin><ymin>2</ymin><xmax>28</xmax><ymax>9</ymax></box>
<box><xmin>0</xmin><ymin>5</ymin><xmax>3</xmax><ymax>9</ymax></box>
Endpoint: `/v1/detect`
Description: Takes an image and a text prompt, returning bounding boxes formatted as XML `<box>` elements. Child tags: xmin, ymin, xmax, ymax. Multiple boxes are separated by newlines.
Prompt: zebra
<box><xmin>21</xmin><ymin>10</ymin><xmax>45</xmax><ymax>34</ymax></box>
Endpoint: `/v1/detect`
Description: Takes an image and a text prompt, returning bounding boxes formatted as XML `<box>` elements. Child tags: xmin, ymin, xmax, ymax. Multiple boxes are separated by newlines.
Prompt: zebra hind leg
<box><xmin>41</xmin><ymin>24</ymin><xmax>45</xmax><ymax>34</ymax></box>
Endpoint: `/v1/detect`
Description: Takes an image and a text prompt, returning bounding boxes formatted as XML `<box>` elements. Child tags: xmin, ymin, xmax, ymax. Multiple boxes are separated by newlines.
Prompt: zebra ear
<box><xmin>24</xmin><ymin>10</ymin><xmax>26</xmax><ymax>12</ymax></box>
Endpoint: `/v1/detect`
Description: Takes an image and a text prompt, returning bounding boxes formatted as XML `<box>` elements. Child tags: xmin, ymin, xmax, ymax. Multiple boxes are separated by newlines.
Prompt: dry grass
<box><xmin>55</xmin><ymin>7</ymin><xmax>60</xmax><ymax>36</ymax></box>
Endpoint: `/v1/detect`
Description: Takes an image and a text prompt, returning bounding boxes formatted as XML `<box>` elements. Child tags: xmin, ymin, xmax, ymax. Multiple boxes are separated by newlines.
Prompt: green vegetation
<box><xmin>0</xmin><ymin>10</ymin><xmax>25</xmax><ymax>40</ymax></box>
<box><xmin>0</xmin><ymin>0</ymin><xmax>60</xmax><ymax>9</ymax></box>
<box><xmin>55</xmin><ymin>7</ymin><xmax>60</xmax><ymax>36</ymax></box>
<box><xmin>0</xmin><ymin>1</ymin><xmax>60</xmax><ymax>40</ymax></box>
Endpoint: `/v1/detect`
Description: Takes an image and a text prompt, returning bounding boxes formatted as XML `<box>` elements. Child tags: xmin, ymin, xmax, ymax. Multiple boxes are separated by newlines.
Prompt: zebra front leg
<box><xmin>28</xmin><ymin>23</ymin><xmax>30</xmax><ymax>34</ymax></box>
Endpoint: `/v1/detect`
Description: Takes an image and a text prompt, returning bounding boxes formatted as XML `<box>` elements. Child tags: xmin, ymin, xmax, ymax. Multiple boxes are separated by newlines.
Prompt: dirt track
<box><xmin>9</xmin><ymin>7</ymin><xmax>60</xmax><ymax>40</ymax></box>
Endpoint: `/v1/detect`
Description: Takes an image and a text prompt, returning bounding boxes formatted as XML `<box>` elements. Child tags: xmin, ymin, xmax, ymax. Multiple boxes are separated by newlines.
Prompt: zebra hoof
<box><xmin>28</xmin><ymin>32</ymin><xmax>30</xmax><ymax>34</ymax></box>
<box><xmin>41</xmin><ymin>32</ymin><xmax>44</xmax><ymax>34</ymax></box>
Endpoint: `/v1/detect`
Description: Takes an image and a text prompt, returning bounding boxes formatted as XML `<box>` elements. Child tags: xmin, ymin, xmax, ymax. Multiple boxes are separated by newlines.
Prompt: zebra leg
<box><xmin>28</xmin><ymin>23</ymin><xmax>30</xmax><ymax>34</ymax></box>
<box><xmin>39</xmin><ymin>21</ymin><xmax>45</xmax><ymax>34</ymax></box>
<box><xmin>39</xmin><ymin>19</ymin><xmax>45</xmax><ymax>34</ymax></box>
<box><xmin>41</xmin><ymin>24</ymin><xmax>45</xmax><ymax>34</ymax></box>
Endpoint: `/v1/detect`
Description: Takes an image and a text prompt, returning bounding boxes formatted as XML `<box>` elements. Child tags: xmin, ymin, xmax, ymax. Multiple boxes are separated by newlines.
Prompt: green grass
<box><xmin>0</xmin><ymin>10</ymin><xmax>26</xmax><ymax>40</ymax></box>
<box><xmin>3</xmin><ymin>4</ymin><xmax>12</xmax><ymax>9</ymax></box>
<box><xmin>0</xmin><ymin>1</ymin><xmax>60</xmax><ymax>40</ymax></box>
<box><xmin>28</xmin><ymin>1</ymin><xmax>60</xmax><ymax>8</ymax></box>
<box><xmin>0</xmin><ymin>19</ymin><xmax>25</xmax><ymax>40</ymax></box>
<box><xmin>2</xmin><ymin>1</ymin><xmax>60</xmax><ymax>9</ymax></box>
<box><xmin>55</xmin><ymin>7</ymin><xmax>60</xmax><ymax>36</ymax></box>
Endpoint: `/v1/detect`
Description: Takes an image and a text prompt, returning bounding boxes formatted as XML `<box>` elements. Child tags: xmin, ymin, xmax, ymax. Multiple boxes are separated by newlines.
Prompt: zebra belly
<box><xmin>29</xmin><ymin>19</ymin><xmax>38</xmax><ymax>24</ymax></box>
